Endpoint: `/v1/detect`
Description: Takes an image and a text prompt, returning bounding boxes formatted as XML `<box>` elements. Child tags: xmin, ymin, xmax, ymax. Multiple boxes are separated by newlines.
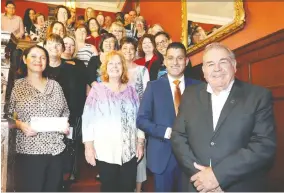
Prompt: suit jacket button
<box><xmin>210</xmin><ymin>142</ymin><xmax>215</xmax><ymax>146</ymax></box>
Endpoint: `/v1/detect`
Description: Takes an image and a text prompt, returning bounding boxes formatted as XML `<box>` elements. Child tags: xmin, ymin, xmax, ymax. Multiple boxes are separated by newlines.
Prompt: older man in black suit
<box><xmin>171</xmin><ymin>42</ymin><xmax>276</xmax><ymax>192</ymax></box>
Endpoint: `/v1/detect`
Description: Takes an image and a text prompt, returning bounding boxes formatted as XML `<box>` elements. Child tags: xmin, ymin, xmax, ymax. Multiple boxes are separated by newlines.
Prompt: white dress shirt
<box><xmin>164</xmin><ymin>75</ymin><xmax>185</xmax><ymax>139</ymax></box>
<box><xmin>207</xmin><ymin>80</ymin><xmax>234</xmax><ymax>130</ymax></box>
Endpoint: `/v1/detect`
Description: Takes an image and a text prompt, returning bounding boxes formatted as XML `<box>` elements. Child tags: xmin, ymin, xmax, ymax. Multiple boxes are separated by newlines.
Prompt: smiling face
<box><xmin>37</xmin><ymin>15</ymin><xmax>45</xmax><ymax>26</ymax></box>
<box><xmin>89</xmin><ymin>19</ymin><xmax>99</xmax><ymax>33</ymax></box>
<box><xmin>75</xmin><ymin>27</ymin><xmax>87</xmax><ymax>42</ymax></box>
<box><xmin>107</xmin><ymin>55</ymin><xmax>123</xmax><ymax>79</ymax></box>
<box><xmin>165</xmin><ymin>48</ymin><xmax>187</xmax><ymax>79</ymax></box>
<box><xmin>86</xmin><ymin>8</ymin><xmax>95</xmax><ymax>19</ymax></box>
<box><xmin>102</xmin><ymin>37</ymin><xmax>115</xmax><ymax>53</ymax></box>
<box><xmin>52</xmin><ymin>23</ymin><xmax>64</xmax><ymax>38</ymax></box>
<box><xmin>45</xmin><ymin>40</ymin><xmax>64</xmax><ymax>59</ymax></box>
<box><xmin>202</xmin><ymin>48</ymin><xmax>236</xmax><ymax>92</ymax></box>
<box><xmin>96</xmin><ymin>15</ymin><xmax>104</xmax><ymax>27</ymax></box>
<box><xmin>63</xmin><ymin>37</ymin><xmax>75</xmax><ymax>57</ymax></box>
<box><xmin>29</xmin><ymin>9</ymin><xmax>35</xmax><ymax>21</ymax></box>
<box><xmin>142</xmin><ymin>37</ymin><xmax>154</xmax><ymax>55</ymax></box>
<box><xmin>24</xmin><ymin>47</ymin><xmax>47</xmax><ymax>74</ymax></box>
<box><xmin>121</xmin><ymin>43</ymin><xmax>135</xmax><ymax>62</ymax></box>
<box><xmin>105</xmin><ymin>16</ymin><xmax>112</xmax><ymax>27</ymax></box>
<box><xmin>155</xmin><ymin>34</ymin><xmax>170</xmax><ymax>56</ymax></box>
<box><xmin>110</xmin><ymin>25</ymin><xmax>123</xmax><ymax>41</ymax></box>
<box><xmin>57</xmin><ymin>8</ymin><xmax>68</xmax><ymax>24</ymax></box>
<box><xmin>5</xmin><ymin>3</ymin><xmax>15</xmax><ymax>16</ymax></box>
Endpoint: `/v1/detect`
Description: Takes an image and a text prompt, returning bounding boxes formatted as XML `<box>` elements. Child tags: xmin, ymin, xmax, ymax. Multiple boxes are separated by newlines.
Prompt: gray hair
<box><xmin>203</xmin><ymin>42</ymin><xmax>236</xmax><ymax>63</ymax></box>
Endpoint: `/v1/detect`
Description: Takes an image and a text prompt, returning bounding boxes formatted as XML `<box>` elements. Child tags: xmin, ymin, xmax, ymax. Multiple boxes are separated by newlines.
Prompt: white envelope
<box><xmin>31</xmin><ymin>117</ymin><xmax>68</xmax><ymax>132</ymax></box>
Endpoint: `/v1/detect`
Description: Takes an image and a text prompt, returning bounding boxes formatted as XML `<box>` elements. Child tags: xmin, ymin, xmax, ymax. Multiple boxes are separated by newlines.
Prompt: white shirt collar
<box><xmin>207</xmin><ymin>79</ymin><xmax>235</xmax><ymax>95</ymax></box>
<box><xmin>167</xmin><ymin>74</ymin><xmax>185</xmax><ymax>85</ymax></box>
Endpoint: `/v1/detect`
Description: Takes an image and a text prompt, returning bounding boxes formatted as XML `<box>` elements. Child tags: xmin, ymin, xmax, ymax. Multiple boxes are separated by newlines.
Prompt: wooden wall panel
<box><xmin>251</xmin><ymin>54</ymin><xmax>284</xmax><ymax>87</ymax></box>
<box><xmin>234</xmin><ymin>29</ymin><xmax>284</xmax><ymax>191</ymax></box>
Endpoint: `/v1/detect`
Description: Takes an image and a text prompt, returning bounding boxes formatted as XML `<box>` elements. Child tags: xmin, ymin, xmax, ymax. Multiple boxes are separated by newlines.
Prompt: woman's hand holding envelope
<box><xmin>16</xmin><ymin>120</ymin><xmax>37</xmax><ymax>137</ymax></box>
<box><xmin>61</xmin><ymin>122</ymin><xmax>70</xmax><ymax>135</ymax></box>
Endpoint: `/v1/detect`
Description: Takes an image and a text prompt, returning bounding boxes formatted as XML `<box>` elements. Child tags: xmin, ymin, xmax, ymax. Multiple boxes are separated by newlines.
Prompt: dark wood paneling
<box><xmin>235</xmin><ymin>29</ymin><xmax>284</xmax><ymax>192</ymax></box>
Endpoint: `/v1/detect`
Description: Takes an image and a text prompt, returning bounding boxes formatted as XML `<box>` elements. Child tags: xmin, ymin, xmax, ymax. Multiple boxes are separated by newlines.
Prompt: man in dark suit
<box><xmin>171</xmin><ymin>42</ymin><xmax>276</xmax><ymax>192</ymax></box>
<box><xmin>136</xmin><ymin>42</ymin><xmax>200</xmax><ymax>191</ymax></box>
<box><xmin>125</xmin><ymin>10</ymin><xmax>137</xmax><ymax>38</ymax></box>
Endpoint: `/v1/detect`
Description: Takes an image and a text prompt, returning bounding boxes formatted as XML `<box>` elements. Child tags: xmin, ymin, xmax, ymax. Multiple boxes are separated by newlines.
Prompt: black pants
<box><xmin>15</xmin><ymin>153</ymin><xmax>63</xmax><ymax>192</ymax></box>
<box><xmin>63</xmin><ymin>116</ymin><xmax>82</xmax><ymax>177</ymax></box>
<box><xmin>96</xmin><ymin>157</ymin><xmax>137</xmax><ymax>192</ymax></box>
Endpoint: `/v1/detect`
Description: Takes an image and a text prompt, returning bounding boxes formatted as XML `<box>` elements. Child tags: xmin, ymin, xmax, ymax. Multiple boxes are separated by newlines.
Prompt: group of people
<box><xmin>3</xmin><ymin>0</ymin><xmax>277</xmax><ymax>192</ymax></box>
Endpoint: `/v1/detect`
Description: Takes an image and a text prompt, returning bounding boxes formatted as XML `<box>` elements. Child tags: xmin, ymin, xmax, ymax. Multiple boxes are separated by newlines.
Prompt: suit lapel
<box><xmin>199</xmin><ymin>84</ymin><xmax>214</xmax><ymax>132</ymax></box>
<box><xmin>161</xmin><ymin>77</ymin><xmax>175</xmax><ymax>118</ymax></box>
<box><xmin>213</xmin><ymin>80</ymin><xmax>243</xmax><ymax>135</ymax></box>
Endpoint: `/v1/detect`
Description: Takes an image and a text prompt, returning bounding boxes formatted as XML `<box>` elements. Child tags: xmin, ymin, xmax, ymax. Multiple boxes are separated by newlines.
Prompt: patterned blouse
<box><xmin>8</xmin><ymin>78</ymin><xmax>69</xmax><ymax>155</ymax></box>
<box><xmin>128</xmin><ymin>65</ymin><xmax>149</xmax><ymax>101</ymax></box>
<box><xmin>82</xmin><ymin>83</ymin><xmax>145</xmax><ymax>165</ymax></box>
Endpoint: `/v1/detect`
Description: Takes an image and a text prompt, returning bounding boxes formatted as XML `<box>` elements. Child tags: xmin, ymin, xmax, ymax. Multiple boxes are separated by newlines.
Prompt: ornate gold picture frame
<box><xmin>181</xmin><ymin>0</ymin><xmax>245</xmax><ymax>55</ymax></box>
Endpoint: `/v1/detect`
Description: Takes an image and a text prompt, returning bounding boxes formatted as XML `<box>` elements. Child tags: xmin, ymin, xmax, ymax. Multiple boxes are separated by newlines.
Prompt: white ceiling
<box><xmin>26</xmin><ymin>0</ymin><xmax>125</xmax><ymax>13</ymax></box>
<box><xmin>187</xmin><ymin>2</ymin><xmax>235</xmax><ymax>25</ymax></box>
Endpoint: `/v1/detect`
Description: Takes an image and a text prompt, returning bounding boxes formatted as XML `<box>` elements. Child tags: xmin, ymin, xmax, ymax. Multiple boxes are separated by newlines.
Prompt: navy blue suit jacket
<box><xmin>136</xmin><ymin>76</ymin><xmax>201</xmax><ymax>174</ymax></box>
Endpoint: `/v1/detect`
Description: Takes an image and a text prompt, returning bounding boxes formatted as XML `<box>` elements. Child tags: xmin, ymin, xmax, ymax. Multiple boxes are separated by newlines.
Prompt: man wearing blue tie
<box><xmin>136</xmin><ymin>42</ymin><xmax>201</xmax><ymax>191</ymax></box>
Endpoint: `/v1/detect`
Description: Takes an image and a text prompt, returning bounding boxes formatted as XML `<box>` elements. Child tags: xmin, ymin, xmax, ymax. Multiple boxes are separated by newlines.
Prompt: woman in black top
<box><xmin>44</xmin><ymin>34</ymin><xmax>87</xmax><ymax>181</ymax></box>
<box><xmin>23</xmin><ymin>8</ymin><xmax>36</xmax><ymax>36</ymax></box>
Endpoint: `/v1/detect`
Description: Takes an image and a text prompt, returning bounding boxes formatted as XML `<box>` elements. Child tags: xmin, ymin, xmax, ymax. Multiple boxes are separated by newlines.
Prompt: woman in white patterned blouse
<box><xmin>120</xmin><ymin>37</ymin><xmax>149</xmax><ymax>192</ymax></box>
<box><xmin>82</xmin><ymin>51</ymin><xmax>145</xmax><ymax>192</ymax></box>
<box><xmin>8</xmin><ymin>45</ymin><xmax>70</xmax><ymax>192</ymax></box>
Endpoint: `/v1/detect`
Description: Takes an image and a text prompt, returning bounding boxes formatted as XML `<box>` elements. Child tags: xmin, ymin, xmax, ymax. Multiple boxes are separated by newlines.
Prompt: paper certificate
<box><xmin>31</xmin><ymin>117</ymin><xmax>68</xmax><ymax>132</ymax></box>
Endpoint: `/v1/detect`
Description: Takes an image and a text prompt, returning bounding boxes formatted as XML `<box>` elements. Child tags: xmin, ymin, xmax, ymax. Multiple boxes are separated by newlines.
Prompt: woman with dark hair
<box><xmin>87</xmin><ymin>33</ymin><xmax>118</xmax><ymax>87</ymax></box>
<box><xmin>85</xmin><ymin>18</ymin><xmax>102</xmax><ymax>52</ymax></box>
<box><xmin>41</xmin><ymin>5</ymin><xmax>74</xmax><ymax>39</ymax></box>
<box><xmin>75</xmin><ymin>23</ymin><xmax>98</xmax><ymax>67</ymax></box>
<box><xmin>135</xmin><ymin>34</ymin><xmax>162</xmax><ymax>81</ymax></box>
<box><xmin>8</xmin><ymin>45</ymin><xmax>69</xmax><ymax>192</ymax></box>
<box><xmin>120</xmin><ymin>37</ymin><xmax>148</xmax><ymax>192</ymax></box>
<box><xmin>39</xmin><ymin>21</ymin><xmax>67</xmax><ymax>42</ymax></box>
<box><xmin>23</xmin><ymin>8</ymin><xmax>36</xmax><ymax>36</ymax></box>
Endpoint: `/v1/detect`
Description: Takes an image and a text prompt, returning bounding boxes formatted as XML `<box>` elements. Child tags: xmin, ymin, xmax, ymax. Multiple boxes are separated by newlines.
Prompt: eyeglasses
<box><xmin>156</xmin><ymin>39</ymin><xmax>168</xmax><ymax>47</ymax></box>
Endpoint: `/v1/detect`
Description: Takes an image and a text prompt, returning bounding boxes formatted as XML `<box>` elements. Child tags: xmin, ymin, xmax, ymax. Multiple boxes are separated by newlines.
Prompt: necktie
<box><xmin>173</xmin><ymin>80</ymin><xmax>181</xmax><ymax>115</ymax></box>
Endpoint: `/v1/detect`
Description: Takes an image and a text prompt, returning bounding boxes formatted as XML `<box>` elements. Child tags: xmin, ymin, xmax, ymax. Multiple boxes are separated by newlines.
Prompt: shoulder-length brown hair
<box><xmin>46</xmin><ymin>21</ymin><xmax>67</xmax><ymax>38</ymax></box>
<box><xmin>54</xmin><ymin>5</ymin><xmax>71</xmax><ymax>20</ymax></box>
<box><xmin>137</xmin><ymin>34</ymin><xmax>158</xmax><ymax>58</ymax></box>
<box><xmin>100</xmin><ymin>51</ymin><xmax>128</xmax><ymax>84</ymax></box>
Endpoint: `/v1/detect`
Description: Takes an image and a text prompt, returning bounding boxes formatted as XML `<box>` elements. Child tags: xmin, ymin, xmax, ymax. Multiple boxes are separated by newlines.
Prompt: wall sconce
<box><xmin>65</xmin><ymin>0</ymin><xmax>76</xmax><ymax>9</ymax></box>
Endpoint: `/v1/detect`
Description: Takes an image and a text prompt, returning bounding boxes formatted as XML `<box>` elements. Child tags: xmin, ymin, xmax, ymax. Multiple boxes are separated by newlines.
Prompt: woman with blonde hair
<box><xmin>82</xmin><ymin>50</ymin><xmax>145</xmax><ymax>192</ymax></box>
<box><xmin>84</xmin><ymin>7</ymin><xmax>95</xmax><ymax>22</ymax></box>
<box><xmin>60</xmin><ymin>35</ymin><xmax>88</xmax><ymax>181</ymax></box>
<box><xmin>109</xmin><ymin>21</ymin><xmax>126</xmax><ymax>47</ymax></box>
<box><xmin>134</xmin><ymin>17</ymin><xmax>146</xmax><ymax>40</ymax></box>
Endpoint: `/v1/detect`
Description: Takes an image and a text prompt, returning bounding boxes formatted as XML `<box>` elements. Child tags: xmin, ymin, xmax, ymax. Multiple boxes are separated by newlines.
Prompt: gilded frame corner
<box><xmin>181</xmin><ymin>0</ymin><xmax>246</xmax><ymax>55</ymax></box>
